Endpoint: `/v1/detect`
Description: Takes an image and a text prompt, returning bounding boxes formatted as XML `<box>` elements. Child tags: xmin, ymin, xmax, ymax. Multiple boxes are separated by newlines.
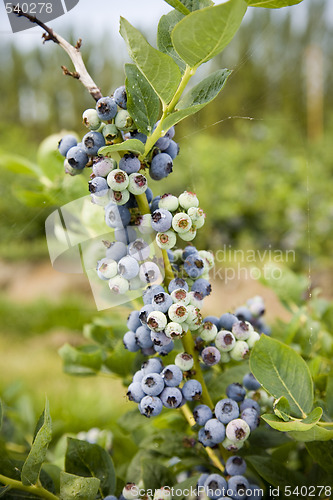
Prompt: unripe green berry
<box><xmin>128</xmin><ymin>173</ymin><xmax>148</xmax><ymax>195</ymax></box>
<box><xmin>199</xmin><ymin>321</ymin><xmax>218</xmax><ymax>342</ymax></box>
<box><xmin>147</xmin><ymin>311</ymin><xmax>168</xmax><ymax>332</ymax></box>
<box><xmin>107</xmin><ymin>169</ymin><xmax>129</xmax><ymax>191</ymax></box>
<box><xmin>108</xmin><ymin>275</ymin><xmax>129</xmax><ymax>294</ymax></box>
<box><xmin>178</xmin><ymin>191</ymin><xmax>199</xmax><ymax>210</ymax></box>
<box><xmin>155</xmin><ymin>230</ymin><xmax>177</xmax><ymax>250</ymax></box>
<box><xmin>115</xmin><ymin>110</ymin><xmax>134</xmax><ymax>131</ymax></box>
<box><xmin>138</xmin><ymin>214</ymin><xmax>154</xmax><ymax>235</ymax></box>
<box><xmin>159</xmin><ymin>193</ymin><xmax>179</xmax><ymax>212</ymax></box>
<box><xmin>198</xmin><ymin>250</ymin><xmax>215</xmax><ymax>270</ymax></box>
<box><xmin>175</xmin><ymin>352</ymin><xmax>194</xmax><ymax>371</ymax></box>
<box><xmin>168</xmin><ymin>303</ymin><xmax>189</xmax><ymax>323</ymax></box>
<box><xmin>170</xmin><ymin>288</ymin><xmax>190</xmax><ymax>305</ymax></box>
<box><xmin>222</xmin><ymin>437</ymin><xmax>244</xmax><ymax>451</ymax></box>
<box><xmin>229</xmin><ymin>340</ymin><xmax>250</xmax><ymax>361</ymax></box>
<box><xmin>178</xmin><ymin>227</ymin><xmax>197</xmax><ymax>241</ymax></box>
<box><xmin>109</xmin><ymin>189</ymin><xmax>130</xmax><ymax>205</ymax></box>
<box><xmin>172</xmin><ymin>212</ymin><xmax>192</xmax><ymax>233</ymax></box>
<box><xmin>102</xmin><ymin>124</ymin><xmax>121</xmax><ymax>143</ymax></box>
<box><xmin>247</xmin><ymin>330</ymin><xmax>261</xmax><ymax>348</ymax></box>
<box><xmin>165</xmin><ymin>321</ymin><xmax>183</xmax><ymax>339</ymax></box>
<box><xmin>82</xmin><ymin>109</ymin><xmax>101</xmax><ymax>130</ymax></box>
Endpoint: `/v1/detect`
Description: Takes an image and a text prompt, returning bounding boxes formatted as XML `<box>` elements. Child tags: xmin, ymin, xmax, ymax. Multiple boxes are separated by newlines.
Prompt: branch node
<box><xmin>75</xmin><ymin>39</ymin><xmax>82</xmax><ymax>50</ymax></box>
<box><xmin>61</xmin><ymin>66</ymin><xmax>80</xmax><ymax>79</ymax></box>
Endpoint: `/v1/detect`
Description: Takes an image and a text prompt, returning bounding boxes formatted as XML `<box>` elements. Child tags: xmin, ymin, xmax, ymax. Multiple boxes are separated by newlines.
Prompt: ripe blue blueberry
<box><xmin>193</xmin><ymin>404</ymin><xmax>213</xmax><ymax>426</ymax></box>
<box><xmin>113</xmin><ymin>85</ymin><xmax>127</xmax><ymax>109</ymax></box>
<box><xmin>139</xmin><ymin>396</ymin><xmax>163</xmax><ymax>417</ymax></box>
<box><xmin>135</xmin><ymin>325</ymin><xmax>154</xmax><ymax>349</ymax></box>
<box><xmin>119</xmin><ymin>153</ymin><xmax>141</xmax><ymax>174</ymax></box>
<box><xmin>151</xmin><ymin>292</ymin><xmax>173</xmax><ymax>313</ymax></box>
<box><xmin>227</xmin><ymin>475</ymin><xmax>250</xmax><ymax>500</ymax></box>
<box><xmin>127</xmin><ymin>382</ymin><xmax>145</xmax><ymax>403</ymax></box>
<box><xmin>150</xmin><ymin>195</ymin><xmax>161</xmax><ymax>212</ymax></box>
<box><xmin>139</xmin><ymin>304</ymin><xmax>155</xmax><ymax>325</ymax></box>
<box><xmin>191</xmin><ymin>278</ymin><xmax>212</xmax><ymax>297</ymax></box>
<box><xmin>127</xmin><ymin>310</ymin><xmax>141</xmax><ymax>331</ymax></box>
<box><xmin>225</xmin><ymin>456</ymin><xmax>247</xmax><ymax>476</ymax></box>
<box><xmin>184</xmin><ymin>254</ymin><xmax>205</xmax><ymax>279</ymax></box>
<box><xmin>154</xmin><ymin>340</ymin><xmax>174</xmax><ymax>356</ymax></box>
<box><xmin>226</xmin><ymin>383</ymin><xmax>246</xmax><ymax>402</ymax></box>
<box><xmin>160</xmin><ymin>387</ymin><xmax>183</xmax><ymax>408</ymax></box>
<box><xmin>239</xmin><ymin>398</ymin><xmax>261</xmax><ymax>414</ymax></box>
<box><xmin>96</xmin><ymin>96</ymin><xmax>117</xmax><ymax>120</ymax></box>
<box><xmin>219</xmin><ymin>313</ymin><xmax>238</xmax><ymax>331</ymax></box>
<box><xmin>234</xmin><ymin>306</ymin><xmax>253</xmax><ymax>322</ymax></box>
<box><xmin>155</xmin><ymin>135</ymin><xmax>170</xmax><ymax>151</ymax></box>
<box><xmin>141</xmin><ymin>357</ymin><xmax>163</xmax><ymax>374</ymax></box>
<box><xmin>105</xmin><ymin>204</ymin><xmax>131</xmax><ymax>228</ymax></box>
<box><xmin>182</xmin><ymin>379</ymin><xmax>202</xmax><ymax>401</ymax></box>
<box><xmin>168</xmin><ymin>278</ymin><xmax>189</xmax><ymax>293</ymax></box>
<box><xmin>161</xmin><ymin>365</ymin><xmax>183</xmax><ymax>387</ymax></box>
<box><xmin>66</xmin><ymin>145</ymin><xmax>88</xmax><ymax>170</ymax></box>
<box><xmin>197</xmin><ymin>473</ymin><xmax>209</xmax><ymax>488</ymax></box>
<box><xmin>203</xmin><ymin>315</ymin><xmax>221</xmax><ymax>329</ymax></box>
<box><xmin>204</xmin><ymin>418</ymin><xmax>226</xmax><ymax>444</ymax></box>
<box><xmin>58</xmin><ymin>134</ymin><xmax>77</xmax><ymax>156</ymax></box>
<box><xmin>151</xmin><ymin>208</ymin><xmax>173</xmax><ymax>232</ymax></box>
<box><xmin>150</xmin><ymin>153</ymin><xmax>173</xmax><ymax>180</ymax></box>
<box><xmin>215</xmin><ymin>398</ymin><xmax>239</xmax><ymax>424</ymax></box>
<box><xmin>165</xmin><ymin>125</ymin><xmax>175</xmax><ymax>139</ymax></box>
<box><xmin>240</xmin><ymin>407</ymin><xmax>260</xmax><ymax>431</ymax></box>
<box><xmin>123</xmin><ymin>331</ymin><xmax>140</xmax><ymax>352</ymax></box>
<box><xmin>145</xmin><ymin>187</ymin><xmax>153</xmax><ymax>203</ymax></box>
<box><xmin>150</xmin><ymin>329</ymin><xmax>172</xmax><ymax>347</ymax></box>
<box><xmin>132</xmin><ymin>369</ymin><xmax>144</xmax><ymax>383</ymax></box>
<box><xmin>203</xmin><ymin>474</ymin><xmax>228</xmax><ymax>500</ymax></box>
<box><xmin>141</xmin><ymin>373</ymin><xmax>165</xmax><ymax>396</ymax></box>
<box><xmin>115</xmin><ymin>226</ymin><xmax>137</xmax><ymax>244</ymax></box>
<box><xmin>118</xmin><ymin>255</ymin><xmax>140</xmax><ymax>280</ymax></box>
<box><xmin>163</xmin><ymin>140</ymin><xmax>179</xmax><ymax>159</ymax></box>
<box><xmin>242</xmin><ymin>372</ymin><xmax>261</xmax><ymax>391</ymax></box>
<box><xmin>142</xmin><ymin>285</ymin><xmax>165</xmax><ymax>305</ymax></box>
<box><xmin>246</xmin><ymin>484</ymin><xmax>263</xmax><ymax>500</ymax></box>
<box><xmin>89</xmin><ymin>176</ymin><xmax>109</xmax><ymax>196</ymax></box>
<box><xmin>128</xmin><ymin>239</ymin><xmax>150</xmax><ymax>261</ymax></box>
<box><xmin>82</xmin><ymin>131</ymin><xmax>105</xmax><ymax>156</ymax></box>
<box><xmin>198</xmin><ymin>427</ymin><xmax>215</xmax><ymax>448</ymax></box>
<box><xmin>130</xmin><ymin>130</ymin><xmax>147</xmax><ymax>143</ymax></box>
<box><xmin>106</xmin><ymin>241</ymin><xmax>127</xmax><ymax>261</ymax></box>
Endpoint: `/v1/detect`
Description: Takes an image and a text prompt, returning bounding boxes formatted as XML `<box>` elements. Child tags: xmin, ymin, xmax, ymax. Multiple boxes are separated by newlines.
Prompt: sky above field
<box><xmin>1</xmin><ymin>0</ymin><xmax>333</xmax><ymax>55</ymax></box>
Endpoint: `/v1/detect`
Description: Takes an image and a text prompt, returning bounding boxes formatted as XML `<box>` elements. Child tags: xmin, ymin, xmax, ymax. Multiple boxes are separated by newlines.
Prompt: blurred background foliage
<box><xmin>1</xmin><ymin>0</ymin><xmax>333</xmax><ymax>435</ymax></box>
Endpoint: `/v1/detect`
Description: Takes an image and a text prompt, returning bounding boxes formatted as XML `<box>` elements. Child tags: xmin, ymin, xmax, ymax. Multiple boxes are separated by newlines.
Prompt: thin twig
<box><xmin>13</xmin><ymin>6</ymin><xmax>102</xmax><ymax>101</ymax></box>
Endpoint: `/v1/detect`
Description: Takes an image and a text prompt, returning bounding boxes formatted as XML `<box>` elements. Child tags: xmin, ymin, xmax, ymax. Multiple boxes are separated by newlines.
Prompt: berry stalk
<box><xmin>0</xmin><ymin>475</ymin><xmax>58</xmax><ymax>500</ymax></box>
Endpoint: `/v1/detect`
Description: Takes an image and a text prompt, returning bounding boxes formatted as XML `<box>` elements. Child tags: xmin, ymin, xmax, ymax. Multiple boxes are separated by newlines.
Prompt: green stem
<box><xmin>0</xmin><ymin>474</ymin><xmax>58</xmax><ymax>500</ymax></box>
<box><xmin>161</xmin><ymin>249</ymin><xmax>174</xmax><ymax>288</ymax></box>
<box><xmin>135</xmin><ymin>192</ymin><xmax>151</xmax><ymax>215</ymax></box>
<box><xmin>141</xmin><ymin>65</ymin><xmax>196</xmax><ymax>159</ymax></box>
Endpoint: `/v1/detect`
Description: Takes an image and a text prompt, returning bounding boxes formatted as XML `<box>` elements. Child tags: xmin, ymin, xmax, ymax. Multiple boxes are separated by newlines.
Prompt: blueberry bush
<box><xmin>1</xmin><ymin>0</ymin><xmax>333</xmax><ymax>499</ymax></box>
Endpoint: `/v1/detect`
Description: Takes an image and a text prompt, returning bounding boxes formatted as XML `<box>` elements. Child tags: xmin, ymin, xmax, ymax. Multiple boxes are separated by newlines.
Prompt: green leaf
<box><xmin>326</xmin><ymin>373</ymin><xmax>333</xmax><ymax>418</ymax></box>
<box><xmin>247</xmin><ymin>455</ymin><xmax>304</xmax><ymax>489</ymax></box>
<box><xmin>245</xmin><ymin>0</ymin><xmax>303</xmax><ymax>7</ymax></box>
<box><xmin>250</xmin><ymin>335</ymin><xmax>313</xmax><ymax>418</ymax></box>
<box><xmin>163</xmin><ymin>0</ymin><xmax>190</xmax><ymax>15</ymax></box>
<box><xmin>120</xmin><ymin>17</ymin><xmax>181</xmax><ymax>105</ymax></box>
<box><xmin>99</xmin><ymin>139</ymin><xmax>145</xmax><ymax>157</ymax></box>
<box><xmin>21</xmin><ymin>400</ymin><xmax>52</xmax><ymax>486</ymax></box>
<box><xmin>0</xmin><ymin>154</ymin><xmax>41</xmax><ymax>177</ymax></box>
<box><xmin>171</xmin><ymin>0</ymin><xmax>247</xmax><ymax>68</ymax></box>
<box><xmin>0</xmin><ymin>443</ymin><xmax>19</xmax><ymax>479</ymax></box>
<box><xmin>0</xmin><ymin>486</ymin><xmax>11</xmax><ymax>497</ymax></box>
<box><xmin>60</xmin><ymin>471</ymin><xmax>100</xmax><ymax>500</ymax></box>
<box><xmin>259</xmin><ymin>265</ymin><xmax>308</xmax><ymax>311</ymax></box>
<box><xmin>142</xmin><ymin>459</ymin><xmax>173</xmax><ymax>490</ymax></box>
<box><xmin>163</xmin><ymin>69</ymin><xmax>231</xmax><ymax>130</ymax></box>
<box><xmin>288</xmin><ymin>424</ymin><xmax>333</xmax><ymax>442</ymax></box>
<box><xmin>262</xmin><ymin>407</ymin><xmax>323</xmax><ymax>432</ymax></box>
<box><xmin>172</xmin><ymin>475</ymin><xmax>201</xmax><ymax>498</ymax></box>
<box><xmin>125</xmin><ymin>64</ymin><xmax>160</xmax><ymax>135</ymax></box>
<box><xmin>58</xmin><ymin>344</ymin><xmax>103</xmax><ymax>376</ymax></box>
<box><xmin>306</xmin><ymin>441</ymin><xmax>333</xmax><ymax>473</ymax></box>
<box><xmin>104</xmin><ymin>340</ymin><xmax>136</xmax><ymax>377</ymax></box>
<box><xmin>157</xmin><ymin>11</ymin><xmax>186</xmax><ymax>72</ymax></box>
<box><xmin>273</xmin><ymin>396</ymin><xmax>291</xmax><ymax>421</ymax></box>
<box><xmin>65</xmin><ymin>438</ymin><xmax>116</xmax><ymax>497</ymax></box>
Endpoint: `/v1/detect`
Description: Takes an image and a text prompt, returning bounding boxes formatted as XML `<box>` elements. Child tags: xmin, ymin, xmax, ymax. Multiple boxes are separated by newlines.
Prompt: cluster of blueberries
<box><xmin>195</xmin><ymin>377</ymin><xmax>261</xmax><ymax>451</ymax></box>
<box><xmin>57</xmin><ymin>86</ymin><xmax>179</xmax><ymax>185</ymax></box>
<box><xmin>127</xmin><ymin>357</ymin><xmax>201</xmax><ymax>417</ymax></box>
<box><xmin>123</xmin><ymin>273</ymin><xmax>213</xmax><ymax>357</ymax></box>
<box><xmin>197</xmin><ymin>454</ymin><xmax>262</xmax><ymax>500</ymax></box>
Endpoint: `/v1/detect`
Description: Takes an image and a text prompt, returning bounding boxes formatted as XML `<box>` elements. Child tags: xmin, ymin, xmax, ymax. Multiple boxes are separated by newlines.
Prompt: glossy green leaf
<box><xmin>104</xmin><ymin>340</ymin><xmax>136</xmax><ymax>377</ymax></box>
<box><xmin>0</xmin><ymin>155</ymin><xmax>41</xmax><ymax>177</ymax></box>
<box><xmin>164</xmin><ymin>0</ymin><xmax>214</xmax><ymax>14</ymax></box>
<box><xmin>125</xmin><ymin>64</ymin><xmax>160</xmax><ymax>136</ymax></box>
<box><xmin>273</xmin><ymin>396</ymin><xmax>291</xmax><ymax>421</ymax></box>
<box><xmin>247</xmin><ymin>455</ymin><xmax>304</xmax><ymax>488</ymax></box>
<box><xmin>326</xmin><ymin>373</ymin><xmax>333</xmax><ymax>418</ymax></box>
<box><xmin>262</xmin><ymin>407</ymin><xmax>323</xmax><ymax>432</ymax></box>
<box><xmin>288</xmin><ymin>424</ymin><xmax>333</xmax><ymax>442</ymax></box>
<box><xmin>60</xmin><ymin>471</ymin><xmax>100</xmax><ymax>500</ymax></box>
<box><xmin>157</xmin><ymin>11</ymin><xmax>186</xmax><ymax>72</ymax></box>
<box><xmin>172</xmin><ymin>0</ymin><xmax>247</xmax><ymax>68</ymax></box>
<box><xmin>120</xmin><ymin>17</ymin><xmax>181</xmax><ymax>104</ymax></box>
<box><xmin>250</xmin><ymin>335</ymin><xmax>313</xmax><ymax>418</ymax></box>
<box><xmin>172</xmin><ymin>475</ymin><xmax>201</xmax><ymax>498</ymax></box>
<box><xmin>65</xmin><ymin>438</ymin><xmax>116</xmax><ymax>497</ymax></box>
<box><xmin>162</xmin><ymin>69</ymin><xmax>231</xmax><ymax>130</ymax></box>
<box><xmin>58</xmin><ymin>344</ymin><xmax>103</xmax><ymax>376</ymax></box>
<box><xmin>99</xmin><ymin>139</ymin><xmax>145</xmax><ymax>157</ymax></box>
<box><xmin>306</xmin><ymin>441</ymin><xmax>333</xmax><ymax>473</ymax></box>
<box><xmin>245</xmin><ymin>0</ymin><xmax>303</xmax><ymax>7</ymax></box>
<box><xmin>21</xmin><ymin>401</ymin><xmax>52</xmax><ymax>486</ymax></box>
